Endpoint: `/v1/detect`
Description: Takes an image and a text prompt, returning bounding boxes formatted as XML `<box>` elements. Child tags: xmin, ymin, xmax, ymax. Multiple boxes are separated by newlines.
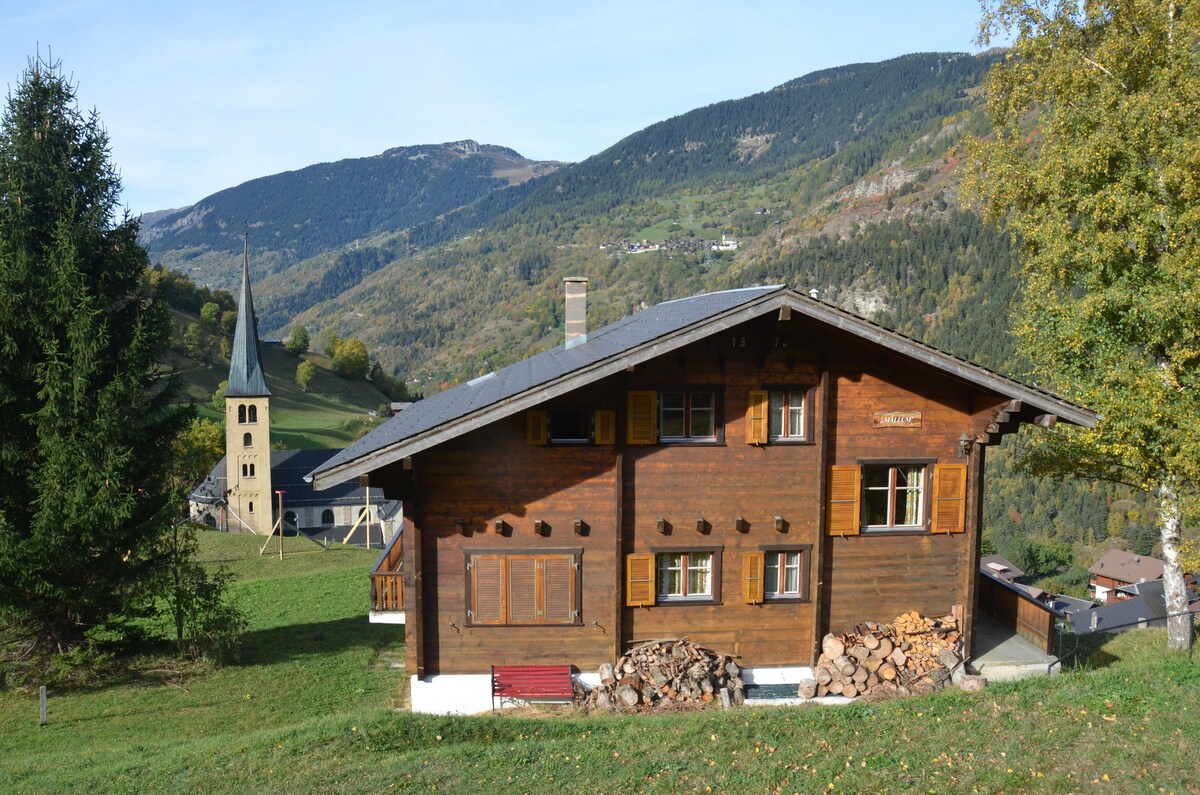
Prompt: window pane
<box><xmin>787</xmin><ymin>393</ymin><xmax>805</xmax><ymax>437</ymax></box>
<box><xmin>549</xmin><ymin>409</ymin><xmax>588</xmax><ymax>442</ymax></box>
<box><xmin>783</xmin><ymin>551</ymin><xmax>800</xmax><ymax>593</ymax></box>
<box><xmin>897</xmin><ymin>466</ymin><xmax>924</xmax><ymax>525</ymax></box>
<box><xmin>863</xmin><ymin>466</ymin><xmax>890</xmax><ymax>489</ymax></box>
<box><xmin>687</xmin><ymin>552</ymin><xmax>712</xmax><ymax>595</ymax></box>
<box><xmin>690</xmin><ymin>392</ymin><xmax>715</xmax><ymax>438</ymax></box>
<box><xmin>660</xmin><ymin>391</ymin><xmax>685</xmax><ymax>438</ymax></box>
<box><xmin>657</xmin><ymin>553</ymin><xmax>683</xmax><ymax>596</ymax></box>
<box><xmin>764</xmin><ymin>553</ymin><xmax>780</xmax><ymax>593</ymax></box>
<box><xmin>863</xmin><ymin>489</ymin><xmax>890</xmax><ymax>526</ymax></box>
<box><xmin>768</xmin><ymin>391</ymin><xmax>784</xmax><ymax>437</ymax></box>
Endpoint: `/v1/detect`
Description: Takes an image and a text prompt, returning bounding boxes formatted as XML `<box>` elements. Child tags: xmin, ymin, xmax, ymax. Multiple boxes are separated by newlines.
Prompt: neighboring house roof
<box><xmin>1050</xmin><ymin>594</ymin><xmax>1097</xmax><ymax>615</ymax></box>
<box><xmin>191</xmin><ymin>449</ymin><xmax>397</xmax><ymax>514</ymax></box>
<box><xmin>1072</xmin><ymin>596</ymin><xmax>1163</xmax><ymax>634</ymax></box>
<box><xmin>1088</xmin><ymin>549</ymin><xmax>1165</xmax><ymax>584</ymax></box>
<box><xmin>980</xmin><ymin>554</ymin><xmax>1025</xmax><ymax>582</ymax></box>
<box><xmin>312</xmin><ymin>285</ymin><xmax>1097</xmax><ymax>490</ymax></box>
<box><xmin>1072</xmin><ymin>577</ymin><xmax>1200</xmax><ymax>634</ymax></box>
<box><xmin>227</xmin><ymin>250</ymin><xmax>270</xmax><ymax>398</ymax></box>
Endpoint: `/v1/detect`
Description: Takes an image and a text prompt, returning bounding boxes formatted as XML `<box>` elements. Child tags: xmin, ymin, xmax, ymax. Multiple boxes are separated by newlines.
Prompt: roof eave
<box><xmin>313</xmin><ymin>288</ymin><xmax>1096</xmax><ymax>488</ymax></box>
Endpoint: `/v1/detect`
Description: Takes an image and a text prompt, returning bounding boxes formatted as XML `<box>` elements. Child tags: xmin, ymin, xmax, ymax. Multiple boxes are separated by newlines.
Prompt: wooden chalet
<box><xmin>1088</xmin><ymin>549</ymin><xmax>1165</xmax><ymax>603</ymax></box>
<box><xmin>310</xmin><ymin>282</ymin><xmax>1096</xmax><ymax>713</ymax></box>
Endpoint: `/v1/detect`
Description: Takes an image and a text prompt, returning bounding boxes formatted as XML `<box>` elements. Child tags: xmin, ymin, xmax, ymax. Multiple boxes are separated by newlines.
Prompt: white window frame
<box><xmin>862</xmin><ymin>463</ymin><xmax>928</xmax><ymax>531</ymax></box>
<box><xmin>656</xmin><ymin>550</ymin><xmax>714</xmax><ymax>601</ymax></box>
<box><xmin>767</xmin><ymin>389</ymin><xmax>807</xmax><ymax>440</ymax></box>
<box><xmin>658</xmin><ymin>390</ymin><xmax>717</xmax><ymax>441</ymax></box>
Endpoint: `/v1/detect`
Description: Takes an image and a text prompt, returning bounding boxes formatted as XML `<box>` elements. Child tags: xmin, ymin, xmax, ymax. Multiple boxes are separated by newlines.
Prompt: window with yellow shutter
<box><xmin>466</xmin><ymin>550</ymin><xmax>581</xmax><ymax>625</ymax></box>
<box><xmin>626</xmin><ymin>391</ymin><xmax>657</xmax><ymax>444</ymax></box>
<box><xmin>930</xmin><ymin>463</ymin><xmax>967</xmax><ymax>534</ymax></box>
<box><xmin>759</xmin><ymin>545</ymin><xmax>812</xmax><ymax>600</ymax></box>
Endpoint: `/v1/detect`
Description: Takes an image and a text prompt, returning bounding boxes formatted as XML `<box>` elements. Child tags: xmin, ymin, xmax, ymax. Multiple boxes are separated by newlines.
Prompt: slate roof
<box><xmin>191</xmin><ymin>449</ymin><xmax>397</xmax><ymax>514</ymax></box>
<box><xmin>1071</xmin><ymin>578</ymin><xmax>1200</xmax><ymax>634</ymax></box>
<box><xmin>311</xmin><ymin>285</ymin><xmax>1097</xmax><ymax>490</ymax></box>
<box><xmin>1050</xmin><ymin>594</ymin><xmax>1097</xmax><ymax>615</ymax></box>
<box><xmin>226</xmin><ymin>252</ymin><xmax>270</xmax><ymax>398</ymax></box>
<box><xmin>1088</xmin><ymin>549</ymin><xmax>1165</xmax><ymax>584</ymax></box>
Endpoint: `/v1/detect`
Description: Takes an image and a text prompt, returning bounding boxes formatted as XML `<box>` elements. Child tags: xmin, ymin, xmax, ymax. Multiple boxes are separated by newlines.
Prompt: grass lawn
<box><xmin>1</xmin><ymin>532</ymin><xmax>1197</xmax><ymax>793</ymax></box>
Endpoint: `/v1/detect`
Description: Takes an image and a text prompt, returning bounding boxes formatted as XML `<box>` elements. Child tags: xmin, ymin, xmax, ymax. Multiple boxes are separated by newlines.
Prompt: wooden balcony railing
<box><xmin>370</xmin><ymin>530</ymin><xmax>404</xmax><ymax>612</ymax></box>
<box><xmin>371</xmin><ymin>570</ymin><xmax>404</xmax><ymax>612</ymax></box>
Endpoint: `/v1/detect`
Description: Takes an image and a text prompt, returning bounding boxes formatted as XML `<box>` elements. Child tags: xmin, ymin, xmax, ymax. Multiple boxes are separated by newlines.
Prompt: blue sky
<box><xmin>3</xmin><ymin>2</ymin><xmax>994</xmax><ymax>214</ymax></box>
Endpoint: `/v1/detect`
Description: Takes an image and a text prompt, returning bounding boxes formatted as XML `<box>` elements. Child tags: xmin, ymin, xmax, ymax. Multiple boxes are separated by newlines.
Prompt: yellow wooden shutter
<box><xmin>746</xmin><ymin>390</ymin><xmax>769</xmax><ymax>444</ymax></box>
<box><xmin>526</xmin><ymin>410</ymin><xmax>547</xmax><ymax>445</ymax></box>
<box><xmin>743</xmin><ymin>551</ymin><xmax>765</xmax><ymax>604</ymax></box>
<box><xmin>541</xmin><ymin>556</ymin><xmax>576</xmax><ymax>623</ymax></box>
<box><xmin>626</xmin><ymin>391</ymin><xmax>657</xmax><ymax>445</ymax></box>
<box><xmin>594</xmin><ymin>409</ymin><xmax>616</xmax><ymax>445</ymax></box>
<box><xmin>625</xmin><ymin>553</ymin><xmax>656</xmax><ymax>606</ymax></box>
<box><xmin>507</xmin><ymin>556</ymin><xmax>538</xmax><ymax>622</ymax></box>
<box><xmin>931</xmin><ymin>463</ymin><xmax>967</xmax><ymax>534</ymax></box>
<box><xmin>471</xmin><ymin>556</ymin><xmax>506</xmax><ymax>624</ymax></box>
<box><xmin>827</xmin><ymin>465</ymin><xmax>862</xmax><ymax>536</ymax></box>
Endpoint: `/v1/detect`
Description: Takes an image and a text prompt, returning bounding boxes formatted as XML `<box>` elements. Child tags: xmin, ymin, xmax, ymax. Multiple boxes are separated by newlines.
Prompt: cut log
<box><xmin>834</xmin><ymin>655</ymin><xmax>856</xmax><ymax>677</ymax></box>
<box><xmin>797</xmin><ymin>679</ymin><xmax>818</xmax><ymax>699</ymax></box>
<box><xmin>615</xmin><ymin>684</ymin><xmax>640</xmax><ymax>707</ymax></box>
<box><xmin>822</xmin><ymin>633</ymin><xmax>846</xmax><ymax>659</ymax></box>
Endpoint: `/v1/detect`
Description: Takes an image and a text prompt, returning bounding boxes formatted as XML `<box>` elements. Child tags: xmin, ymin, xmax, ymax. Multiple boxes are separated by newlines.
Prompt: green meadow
<box><xmin>1</xmin><ymin>532</ymin><xmax>1196</xmax><ymax>793</ymax></box>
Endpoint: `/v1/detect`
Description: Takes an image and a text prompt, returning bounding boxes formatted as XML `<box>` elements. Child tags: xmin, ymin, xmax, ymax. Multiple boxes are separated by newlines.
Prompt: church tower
<box><xmin>224</xmin><ymin>238</ymin><xmax>274</xmax><ymax>534</ymax></box>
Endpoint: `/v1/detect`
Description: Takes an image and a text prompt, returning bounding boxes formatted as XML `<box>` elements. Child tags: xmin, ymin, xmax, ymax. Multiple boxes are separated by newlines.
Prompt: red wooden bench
<box><xmin>491</xmin><ymin>664</ymin><xmax>574</xmax><ymax>711</ymax></box>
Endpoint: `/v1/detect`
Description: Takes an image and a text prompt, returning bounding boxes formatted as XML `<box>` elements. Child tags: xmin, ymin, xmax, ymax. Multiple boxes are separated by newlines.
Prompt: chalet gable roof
<box><xmin>1088</xmin><ymin>549</ymin><xmax>1165</xmax><ymax>584</ymax></box>
<box><xmin>311</xmin><ymin>285</ymin><xmax>1096</xmax><ymax>490</ymax></box>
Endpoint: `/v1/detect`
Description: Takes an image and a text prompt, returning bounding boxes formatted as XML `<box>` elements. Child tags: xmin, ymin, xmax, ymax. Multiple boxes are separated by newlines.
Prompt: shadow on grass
<box><xmin>236</xmin><ymin>617</ymin><xmax>404</xmax><ymax>667</ymax></box>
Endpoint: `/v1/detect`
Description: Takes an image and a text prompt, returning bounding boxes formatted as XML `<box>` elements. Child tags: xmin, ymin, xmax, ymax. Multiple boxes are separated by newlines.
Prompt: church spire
<box><xmin>226</xmin><ymin>232</ymin><xmax>271</xmax><ymax>397</ymax></box>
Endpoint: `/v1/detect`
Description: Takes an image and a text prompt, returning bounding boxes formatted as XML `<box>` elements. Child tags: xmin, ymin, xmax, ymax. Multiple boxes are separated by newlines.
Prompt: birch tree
<box><xmin>965</xmin><ymin>0</ymin><xmax>1199</xmax><ymax>649</ymax></box>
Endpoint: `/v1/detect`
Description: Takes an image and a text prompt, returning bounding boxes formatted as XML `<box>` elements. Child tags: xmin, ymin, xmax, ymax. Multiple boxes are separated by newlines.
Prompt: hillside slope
<box><xmin>140</xmin><ymin>140</ymin><xmax>564</xmax><ymax>293</ymax></box>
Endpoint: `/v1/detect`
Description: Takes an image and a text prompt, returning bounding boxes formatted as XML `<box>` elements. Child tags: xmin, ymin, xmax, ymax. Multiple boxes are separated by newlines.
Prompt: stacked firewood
<box><xmin>584</xmin><ymin>639</ymin><xmax>745</xmax><ymax>711</ymax></box>
<box><xmin>800</xmin><ymin>611</ymin><xmax>964</xmax><ymax>699</ymax></box>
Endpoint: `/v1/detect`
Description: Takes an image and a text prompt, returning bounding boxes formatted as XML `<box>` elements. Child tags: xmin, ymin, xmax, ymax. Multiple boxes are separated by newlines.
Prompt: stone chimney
<box><xmin>564</xmin><ymin>277</ymin><xmax>588</xmax><ymax>348</ymax></box>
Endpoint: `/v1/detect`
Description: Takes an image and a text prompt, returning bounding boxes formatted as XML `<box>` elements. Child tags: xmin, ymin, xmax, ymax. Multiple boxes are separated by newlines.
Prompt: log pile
<box><xmin>583</xmin><ymin>639</ymin><xmax>745</xmax><ymax>711</ymax></box>
<box><xmin>800</xmin><ymin>611</ymin><xmax>965</xmax><ymax>699</ymax></box>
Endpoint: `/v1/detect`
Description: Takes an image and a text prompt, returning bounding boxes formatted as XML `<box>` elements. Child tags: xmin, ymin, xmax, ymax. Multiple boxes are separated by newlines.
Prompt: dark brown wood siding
<box><xmin>409</xmin><ymin>403</ymin><xmax>621</xmax><ymax>675</ymax></box>
<box><xmin>373</xmin><ymin>313</ymin><xmax>1016</xmax><ymax>677</ymax></box>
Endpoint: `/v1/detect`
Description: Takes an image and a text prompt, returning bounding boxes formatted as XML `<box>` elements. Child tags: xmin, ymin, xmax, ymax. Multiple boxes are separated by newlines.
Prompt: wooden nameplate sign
<box><xmin>871</xmin><ymin>411</ymin><xmax>922</xmax><ymax>428</ymax></box>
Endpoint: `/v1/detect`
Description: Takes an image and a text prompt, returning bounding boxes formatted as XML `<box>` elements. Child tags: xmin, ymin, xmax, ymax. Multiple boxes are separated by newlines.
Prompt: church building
<box><xmin>188</xmin><ymin>246</ymin><xmax>400</xmax><ymax>547</ymax></box>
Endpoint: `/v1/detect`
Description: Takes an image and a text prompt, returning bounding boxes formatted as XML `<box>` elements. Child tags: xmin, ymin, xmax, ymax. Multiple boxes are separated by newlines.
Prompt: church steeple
<box><xmin>226</xmin><ymin>234</ymin><xmax>270</xmax><ymax>397</ymax></box>
<box><xmin>224</xmin><ymin>234</ymin><xmax>274</xmax><ymax>535</ymax></box>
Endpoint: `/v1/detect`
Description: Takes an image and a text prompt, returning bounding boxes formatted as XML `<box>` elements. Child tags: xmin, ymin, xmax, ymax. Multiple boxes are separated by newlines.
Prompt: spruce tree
<box><xmin>0</xmin><ymin>57</ymin><xmax>187</xmax><ymax>654</ymax></box>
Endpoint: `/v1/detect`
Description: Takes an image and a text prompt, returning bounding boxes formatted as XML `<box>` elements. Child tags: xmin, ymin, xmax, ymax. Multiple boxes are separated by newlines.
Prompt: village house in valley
<box><xmin>1087</xmin><ymin>549</ymin><xmax>1165</xmax><ymax>603</ymax></box>
<box><xmin>310</xmin><ymin>280</ymin><xmax>1095</xmax><ymax>714</ymax></box>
